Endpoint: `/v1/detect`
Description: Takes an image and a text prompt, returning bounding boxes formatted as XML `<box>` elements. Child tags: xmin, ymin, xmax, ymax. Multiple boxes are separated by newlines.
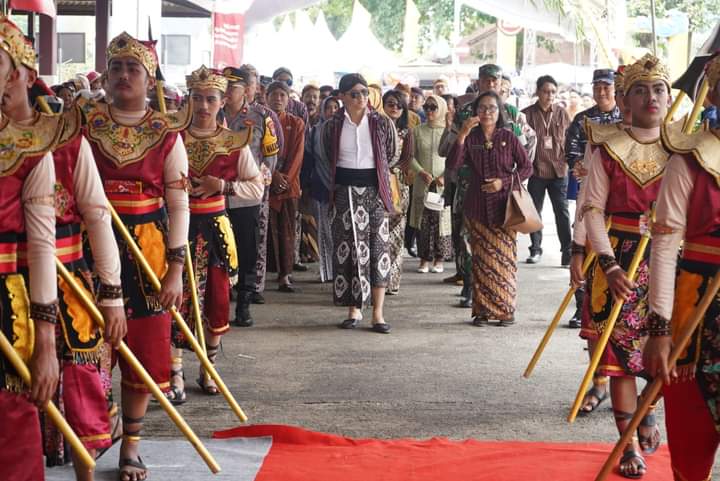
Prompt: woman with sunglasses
<box><xmin>409</xmin><ymin>95</ymin><xmax>451</xmax><ymax>273</ymax></box>
<box><xmin>447</xmin><ymin>91</ymin><xmax>532</xmax><ymax>326</ymax></box>
<box><xmin>382</xmin><ymin>90</ymin><xmax>414</xmax><ymax>294</ymax></box>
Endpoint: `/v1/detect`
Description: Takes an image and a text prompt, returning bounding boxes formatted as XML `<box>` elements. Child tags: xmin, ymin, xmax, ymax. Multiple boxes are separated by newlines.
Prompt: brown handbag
<box><xmin>503</xmin><ymin>169</ymin><xmax>543</xmax><ymax>234</ymax></box>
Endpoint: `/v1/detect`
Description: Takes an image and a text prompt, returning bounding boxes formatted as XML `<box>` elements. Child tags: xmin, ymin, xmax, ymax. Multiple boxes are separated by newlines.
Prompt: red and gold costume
<box><xmin>0</xmin><ymin>21</ymin><xmax>60</xmax><ymax>481</ymax></box>
<box><xmin>176</xmin><ymin>66</ymin><xmax>262</xmax><ymax>345</ymax></box>
<box><xmin>79</xmin><ymin>32</ymin><xmax>190</xmax><ymax>394</ymax></box>
<box><xmin>582</xmin><ymin>55</ymin><xmax>674</xmax><ymax>379</ymax></box>
<box><xmin>648</xmin><ymin>57</ymin><xmax>720</xmax><ymax>480</ymax></box>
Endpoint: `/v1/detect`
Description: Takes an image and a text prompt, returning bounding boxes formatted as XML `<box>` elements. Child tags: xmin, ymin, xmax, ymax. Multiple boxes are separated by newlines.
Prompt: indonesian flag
<box><xmin>9</xmin><ymin>0</ymin><xmax>56</xmax><ymax>16</ymax></box>
<box><xmin>212</xmin><ymin>11</ymin><xmax>245</xmax><ymax>69</ymax></box>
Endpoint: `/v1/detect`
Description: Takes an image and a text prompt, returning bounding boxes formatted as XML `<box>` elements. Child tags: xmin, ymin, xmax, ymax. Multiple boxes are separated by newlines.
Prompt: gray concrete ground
<box><xmin>46</xmin><ymin>203</ymin><xmax>720</xmax><ymax>479</ymax></box>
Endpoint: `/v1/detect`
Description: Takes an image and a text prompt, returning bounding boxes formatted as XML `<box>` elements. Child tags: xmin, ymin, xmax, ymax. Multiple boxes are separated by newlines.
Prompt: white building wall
<box><xmin>160</xmin><ymin>16</ymin><xmax>213</xmax><ymax>88</ymax></box>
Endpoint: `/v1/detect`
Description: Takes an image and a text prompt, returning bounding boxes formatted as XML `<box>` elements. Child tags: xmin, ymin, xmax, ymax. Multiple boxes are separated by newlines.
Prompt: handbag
<box><xmin>389</xmin><ymin>173</ymin><xmax>402</xmax><ymax>212</ymax></box>
<box><xmin>424</xmin><ymin>182</ymin><xmax>445</xmax><ymax>212</ymax></box>
<box><xmin>503</xmin><ymin>168</ymin><xmax>543</xmax><ymax>234</ymax></box>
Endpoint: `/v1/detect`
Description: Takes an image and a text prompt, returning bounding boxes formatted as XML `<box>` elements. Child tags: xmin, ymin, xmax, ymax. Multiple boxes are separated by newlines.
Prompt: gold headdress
<box><xmin>706</xmin><ymin>54</ymin><xmax>720</xmax><ymax>91</ymax></box>
<box><xmin>614</xmin><ymin>65</ymin><xmax>625</xmax><ymax>93</ymax></box>
<box><xmin>106</xmin><ymin>31</ymin><xmax>158</xmax><ymax>78</ymax></box>
<box><xmin>623</xmin><ymin>53</ymin><xmax>671</xmax><ymax>91</ymax></box>
<box><xmin>186</xmin><ymin>65</ymin><xmax>228</xmax><ymax>92</ymax></box>
<box><xmin>0</xmin><ymin>16</ymin><xmax>36</xmax><ymax>69</ymax></box>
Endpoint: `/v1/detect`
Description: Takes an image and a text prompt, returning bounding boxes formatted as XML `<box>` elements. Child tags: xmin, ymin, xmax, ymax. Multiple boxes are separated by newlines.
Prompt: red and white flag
<box><xmin>213</xmin><ymin>12</ymin><xmax>245</xmax><ymax>69</ymax></box>
<box><xmin>9</xmin><ymin>0</ymin><xmax>56</xmax><ymax>16</ymax></box>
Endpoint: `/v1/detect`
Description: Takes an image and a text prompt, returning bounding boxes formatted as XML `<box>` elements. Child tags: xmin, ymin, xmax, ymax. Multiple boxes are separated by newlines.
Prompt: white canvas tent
<box><xmin>335</xmin><ymin>1</ymin><xmax>399</xmax><ymax>73</ymax></box>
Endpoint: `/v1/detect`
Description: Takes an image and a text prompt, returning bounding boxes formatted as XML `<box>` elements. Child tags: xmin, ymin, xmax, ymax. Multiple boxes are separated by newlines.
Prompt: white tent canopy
<box><xmin>335</xmin><ymin>1</ymin><xmax>399</xmax><ymax>73</ymax></box>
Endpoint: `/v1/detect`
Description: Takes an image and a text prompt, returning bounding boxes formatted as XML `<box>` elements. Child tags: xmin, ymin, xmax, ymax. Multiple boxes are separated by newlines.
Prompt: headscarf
<box><xmin>368</xmin><ymin>84</ymin><xmax>384</xmax><ymax>115</ymax></box>
<box><xmin>425</xmin><ymin>94</ymin><xmax>448</xmax><ymax>129</ymax></box>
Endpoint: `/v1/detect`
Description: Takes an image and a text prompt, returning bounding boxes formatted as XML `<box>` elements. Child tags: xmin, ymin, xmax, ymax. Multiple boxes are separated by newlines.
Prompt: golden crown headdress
<box><xmin>614</xmin><ymin>65</ymin><xmax>625</xmax><ymax>93</ymax></box>
<box><xmin>0</xmin><ymin>16</ymin><xmax>36</xmax><ymax>69</ymax></box>
<box><xmin>186</xmin><ymin>65</ymin><xmax>228</xmax><ymax>92</ymax></box>
<box><xmin>706</xmin><ymin>53</ymin><xmax>720</xmax><ymax>91</ymax></box>
<box><xmin>107</xmin><ymin>32</ymin><xmax>158</xmax><ymax>78</ymax></box>
<box><xmin>623</xmin><ymin>53</ymin><xmax>671</xmax><ymax>91</ymax></box>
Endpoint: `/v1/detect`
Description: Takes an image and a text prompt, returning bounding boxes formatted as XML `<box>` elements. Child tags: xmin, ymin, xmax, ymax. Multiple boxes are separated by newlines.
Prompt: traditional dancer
<box><xmin>644</xmin><ymin>53</ymin><xmax>720</xmax><ymax>481</ymax></box>
<box><xmin>0</xmin><ymin>16</ymin><xmax>60</xmax><ymax>481</ymax></box>
<box><xmin>79</xmin><ymin>32</ymin><xmax>190</xmax><ymax>481</ymax></box>
<box><xmin>222</xmin><ymin>66</ymin><xmax>279</xmax><ymax>326</ymax></box>
<box><xmin>1</xmin><ymin>27</ymin><xmax>126</xmax><ymax>481</ymax></box>
<box><xmin>171</xmin><ymin>66</ymin><xmax>263</xmax><ymax>400</ymax></box>
<box><xmin>581</xmin><ymin>54</ymin><xmax>672</xmax><ymax>478</ymax></box>
<box><xmin>570</xmin><ymin>66</ymin><xmax>629</xmax><ymax>415</ymax></box>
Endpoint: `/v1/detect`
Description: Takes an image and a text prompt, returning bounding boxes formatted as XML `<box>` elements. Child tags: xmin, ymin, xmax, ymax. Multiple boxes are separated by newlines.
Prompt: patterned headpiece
<box><xmin>186</xmin><ymin>65</ymin><xmax>228</xmax><ymax>92</ymax></box>
<box><xmin>623</xmin><ymin>53</ymin><xmax>671</xmax><ymax>91</ymax></box>
<box><xmin>106</xmin><ymin>32</ymin><xmax>158</xmax><ymax>78</ymax></box>
<box><xmin>706</xmin><ymin>53</ymin><xmax>720</xmax><ymax>91</ymax></box>
<box><xmin>0</xmin><ymin>16</ymin><xmax>35</xmax><ymax>69</ymax></box>
<box><xmin>614</xmin><ymin>65</ymin><xmax>625</xmax><ymax>93</ymax></box>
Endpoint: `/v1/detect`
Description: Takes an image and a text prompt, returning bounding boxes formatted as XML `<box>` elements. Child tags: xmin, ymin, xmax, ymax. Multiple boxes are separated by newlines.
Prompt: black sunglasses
<box><xmin>348</xmin><ymin>89</ymin><xmax>369</xmax><ymax>100</ymax></box>
<box><xmin>422</xmin><ymin>104</ymin><xmax>438</xmax><ymax>112</ymax></box>
<box><xmin>384</xmin><ymin>100</ymin><xmax>400</xmax><ymax>109</ymax></box>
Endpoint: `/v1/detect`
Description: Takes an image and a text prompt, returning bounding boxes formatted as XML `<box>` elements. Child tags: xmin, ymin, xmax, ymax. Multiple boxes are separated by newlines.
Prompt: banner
<box><xmin>213</xmin><ymin>12</ymin><xmax>244</xmax><ymax>69</ymax></box>
<box><xmin>9</xmin><ymin>0</ymin><xmax>56</xmax><ymax>16</ymax></box>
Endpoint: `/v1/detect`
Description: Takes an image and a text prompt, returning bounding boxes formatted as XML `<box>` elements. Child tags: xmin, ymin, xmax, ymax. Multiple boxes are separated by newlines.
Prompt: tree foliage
<box><xmin>303</xmin><ymin>0</ymin><xmax>494</xmax><ymax>53</ymax></box>
<box><xmin>627</xmin><ymin>0</ymin><xmax>720</xmax><ymax>31</ymax></box>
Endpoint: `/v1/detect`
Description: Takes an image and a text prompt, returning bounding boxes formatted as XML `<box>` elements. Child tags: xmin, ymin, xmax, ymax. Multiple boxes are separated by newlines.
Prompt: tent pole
<box><xmin>452</xmin><ymin>0</ymin><xmax>460</xmax><ymax>66</ymax></box>
<box><xmin>650</xmin><ymin>0</ymin><xmax>658</xmax><ymax>55</ymax></box>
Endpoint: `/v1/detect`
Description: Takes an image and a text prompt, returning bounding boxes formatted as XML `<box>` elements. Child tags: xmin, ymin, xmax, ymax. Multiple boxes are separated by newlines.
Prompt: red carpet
<box><xmin>214</xmin><ymin>424</ymin><xmax>674</xmax><ymax>480</ymax></box>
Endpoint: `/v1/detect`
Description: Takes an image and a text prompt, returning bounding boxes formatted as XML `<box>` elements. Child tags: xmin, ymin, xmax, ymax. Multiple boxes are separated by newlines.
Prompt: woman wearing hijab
<box><xmin>382</xmin><ymin>90</ymin><xmax>414</xmax><ymax>295</ymax></box>
<box><xmin>410</xmin><ymin>94</ymin><xmax>452</xmax><ymax>273</ymax></box>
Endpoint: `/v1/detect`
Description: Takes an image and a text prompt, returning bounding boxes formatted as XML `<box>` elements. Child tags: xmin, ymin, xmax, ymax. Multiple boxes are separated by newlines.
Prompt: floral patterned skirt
<box><xmin>585</xmin><ymin>229</ymin><xmax>650</xmax><ymax>378</ymax></box>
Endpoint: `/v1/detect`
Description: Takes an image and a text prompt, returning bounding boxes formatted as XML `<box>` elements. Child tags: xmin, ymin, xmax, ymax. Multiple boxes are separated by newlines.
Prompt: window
<box><xmin>58</xmin><ymin>33</ymin><xmax>85</xmax><ymax>63</ymax></box>
<box><xmin>161</xmin><ymin>34</ymin><xmax>191</xmax><ymax>66</ymax></box>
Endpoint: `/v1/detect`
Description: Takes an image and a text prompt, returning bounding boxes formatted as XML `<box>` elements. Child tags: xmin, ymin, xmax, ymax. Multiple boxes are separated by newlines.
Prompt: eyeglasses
<box><xmin>422</xmin><ymin>104</ymin><xmax>438</xmax><ymax>112</ymax></box>
<box><xmin>348</xmin><ymin>89</ymin><xmax>369</xmax><ymax>100</ymax></box>
<box><xmin>384</xmin><ymin>100</ymin><xmax>400</xmax><ymax>109</ymax></box>
<box><xmin>476</xmin><ymin>105</ymin><xmax>499</xmax><ymax>114</ymax></box>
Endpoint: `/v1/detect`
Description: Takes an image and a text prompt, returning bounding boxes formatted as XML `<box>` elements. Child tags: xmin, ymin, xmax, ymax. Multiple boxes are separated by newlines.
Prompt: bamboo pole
<box><xmin>0</xmin><ymin>331</ymin><xmax>95</xmax><ymax>470</ymax></box>
<box><xmin>664</xmin><ymin>91</ymin><xmax>686</xmax><ymax>124</ymax></box>
<box><xmin>594</xmin><ymin>272</ymin><xmax>720</xmax><ymax>481</ymax></box>
<box><xmin>185</xmin><ymin>245</ymin><xmax>207</xmax><ymax>359</ymax></box>
<box><xmin>568</xmin><ymin>225</ymin><xmax>651</xmax><ymax>423</ymax></box>
<box><xmin>683</xmin><ymin>78</ymin><xmax>709</xmax><ymax>134</ymax></box>
<box><xmin>523</xmin><ymin>250</ymin><xmax>598</xmax><ymax>378</ymax></box>
<box><xmin>55</xmin><ymin>260</ymin><xmax>221</xmax><ymax>473</ymax></box>
<box><xmin>107</xmin><ymin>204</ymin><xmax>248</xmax><ymax>423</ymax></box>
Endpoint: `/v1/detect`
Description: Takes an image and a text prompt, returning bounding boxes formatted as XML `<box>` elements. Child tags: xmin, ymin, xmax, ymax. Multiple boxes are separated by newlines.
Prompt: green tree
<box><xmin>628</xmin><ymin>0</ymin><xmax>720</xmax><ymax>32</ymax></box>
<box><xmin>303</xmin><ymin>0</ymin><xmax>494</xmax><ymax>54</ymax></box>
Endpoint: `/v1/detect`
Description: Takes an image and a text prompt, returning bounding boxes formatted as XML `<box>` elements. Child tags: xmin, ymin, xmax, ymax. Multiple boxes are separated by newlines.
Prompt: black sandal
<box><xmin>166</xmin><ymin>366</ymin><xmax>186</xmax><ymax>405</ymax></box>
<box><xmin>197</xmin><ymin>344</ymin><xmax>220</xmax><ymax>395</ymax></box>
<box><xmin>578</xmin><ymin>385</ymin><xmax>608</xmax><ymax>416</ymax></box>
<box><xmin>637</xmin><ymin>404</ymin><xmax>661</xmax><ymax>455</ymax></box>
<box><xmin>118</xmin><ymin>417</ymin><xmax>147</xmax><ymax>481</ymax></box>
<box><xmin>498</xmin><ymin>317</ymin><xmax>515</xmax><ymax>327</ymax></box>
<box><xmin>472</xmin><ymin>316</ymin><xmax>489</xmax><ymax>327</ymax></box>
<box><xmin>118</xmin><ymin>455</ymin><xmax>148</xmax><ymax>481</ymax></box>
<box><xmin>619</xmin><ymin>448</ymin><xmax>646</xmax><ymax>479</ymax></box>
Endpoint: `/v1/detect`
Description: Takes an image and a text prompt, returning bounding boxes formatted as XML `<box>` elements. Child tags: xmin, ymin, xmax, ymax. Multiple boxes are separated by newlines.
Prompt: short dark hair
<box><xmin>319</xmin><ymin>85</ymin><xmax>334</xmax><ymax>94</ymax></box>
<box><xmin>441</xmin><ymin>94</ymin><xmax>458</xmax><ymax>110</ymax></box>
<box><xmin>272</xmin><ymin>67</ymin><xmax>292</xmax><ymax>80</ymax></box>
<box><xmin>471</xmin><ymin>91</ymin><xmax>507</xmax><ymax>130</ymax></box>
<box><xmin>266</xmin><ymin>81</ymin><xmax>290</xmax><ymax>96</ymax></box>
<box><xmin>411</xmin><ymin>87</ymin><xmax>424</xmax><ymax>97</ymax></box>
<box><xmin>301</xmin><ymin>84</ymin><xmax>320</xmax><ymax>97</ymax></box>
<box><xmin>338</xmin><ymin>73</ymin><xmax>367</xmax><ymax>93</ymax></box>
<box><xmin>536</xmin><ymin>75</ymin><xmax>557</xmax><ymax>91</ymax></box>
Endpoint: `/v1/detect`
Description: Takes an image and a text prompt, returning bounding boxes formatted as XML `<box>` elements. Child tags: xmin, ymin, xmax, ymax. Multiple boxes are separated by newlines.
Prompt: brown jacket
<box><xmin>270</xmin><ymin>111</ymin><xmax>305</xmax><ymax>211</ymax></box>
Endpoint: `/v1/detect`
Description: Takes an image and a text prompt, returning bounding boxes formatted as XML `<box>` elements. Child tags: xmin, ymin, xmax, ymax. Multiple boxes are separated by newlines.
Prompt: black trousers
<box><xmin>228</xmin><ymin>205</ymin><xmax>260</xmax><ymax>295</ymax></box>
<box><xmin>527</xmin><ymin>175</ymin><xmax>572</xmax><ymax>255</ymax></box>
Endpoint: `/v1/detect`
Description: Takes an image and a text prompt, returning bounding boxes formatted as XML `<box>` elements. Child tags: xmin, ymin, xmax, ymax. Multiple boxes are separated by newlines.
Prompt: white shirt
<box><xmin>337</xmin><ymin>110</ymin><xmax>375</xmax><ymax>169</ymax></box>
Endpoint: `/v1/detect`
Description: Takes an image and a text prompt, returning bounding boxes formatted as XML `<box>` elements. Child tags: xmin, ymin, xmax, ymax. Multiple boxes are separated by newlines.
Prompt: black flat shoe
<box><xmin>371</xmin><ymin>323</ymin><xmax>391</xmax><ymax>334</ymax></box>
<box><xmin>278</xmin><ymin>283</ymin><xmax>296</xmax><ymax>293</ymax></box>
<box><xmin>568</xmin><ymin>311</ymin><xmax>581</xmax><ymax>329</ymax></box>
<box><xmin>472</xmin><ymin>316</ymin><xmax>489</xmax><ymax>327</ymax></box>
<box><xmin>293</xmin><ymin>263</ymin><xmax>309</xmax><ymax>272</ymax></box>
<box><xmin>459</xmin><ymin>297</ymin><xmax>472</xmax><ymax>308</ymax></box>
<box><xmin>339</xmin><ymin>318</ymin><xmax>360</xmax><ymax>329</ymax></box>
<box><xmin>498</xmin><ymin>317</ymin><xmax>515</xmax><ymax>327</ymax></box>
<box><xmin>251</xmin><ymin>292</ymin><xmax>265</xmax><ymax>304</ymax></box>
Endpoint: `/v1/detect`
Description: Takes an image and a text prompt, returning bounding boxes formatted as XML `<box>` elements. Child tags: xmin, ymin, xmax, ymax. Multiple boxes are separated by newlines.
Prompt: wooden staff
<box><xmin>664</xmin><ymin>90</ymin><xmax>685</xmax><ymax>123</ymax></box>
<box><xmin>107</xmin><ymin>204</ymin><xmax>248</xmax><ymax>423</ymax></box>
<box><xmin>55</xmin><ymin>260</ymin><xmax>221</xmax><ymax>473</ymax></box>
<box><xmin>594</xmin><ymin>271</ymin><xmax>720</xmax><ymax>481</ymax></box>
<box><xmin>185</xmin><ymin>245</ymin><xmax>207</xmax><ymax>359</ymax></box>
<box><xmin>568</xmin><ymin>221</ymin><xmax>652</xmax><ymax>423</ymax></box>
<box><xmin>0</xmin><ymin>331</ymin><xmax>95</xmax><ymax>470</ymax></box>
<box><xmin>683</xmin><ymin>78</ymin><xmax>709</xmax><ymax>134</ymax></box>
<box><xmin>523</xmin><ymin>250</ymin><xmax>598</xmax><ymax>378</ymax></box>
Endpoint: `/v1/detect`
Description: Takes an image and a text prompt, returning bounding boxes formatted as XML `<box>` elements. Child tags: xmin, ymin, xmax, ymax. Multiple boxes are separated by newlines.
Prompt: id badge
<box><xmin>543</xmin><ymin>135</ymin><xmax>553</xmax><ymax>149</ymax></box>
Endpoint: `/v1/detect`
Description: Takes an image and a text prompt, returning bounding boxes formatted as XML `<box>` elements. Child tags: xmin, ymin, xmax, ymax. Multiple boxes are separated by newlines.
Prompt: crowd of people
<box><xmin>0</xmin><ymin>13</ymin><xmax>719</xmax><ymax>481</ymax></box>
